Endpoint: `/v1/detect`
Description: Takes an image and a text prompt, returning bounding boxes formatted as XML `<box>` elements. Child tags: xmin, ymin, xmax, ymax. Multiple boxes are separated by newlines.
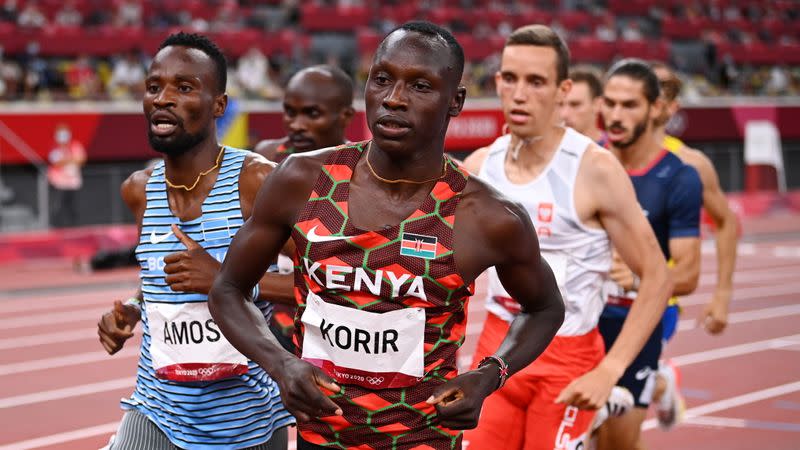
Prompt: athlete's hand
<box><xmin>426</xmin><ymin>365</ymin><xmax>498</xmax><ymax>429</ymax></box>
<box><xmin>609</xmin><ymin>251</ymin><xmax>636</xmax><ymax>291</ymax></box>
<box><xmin>98</xmin><ymin>300</ymin><xmax>140</xmax><ymax>354</ymax></box>
<box><xmin>273</xmin><ymin>357</ymin><xmax>342</xmax><ymax>423</ymax></box>
<box><xmin>164</xmin><ymin>224</ymin><xmax>220</xmax><ymax>294</ymax></box>
<box><xmin>555</xmin><ymin>362</ymin><xmax>621</xmax><ymax>410</ymax></box>
<box><xmin>698</xmin><ymin>288</ymin><xmax>730</xmax><ymax>335</ymax></box>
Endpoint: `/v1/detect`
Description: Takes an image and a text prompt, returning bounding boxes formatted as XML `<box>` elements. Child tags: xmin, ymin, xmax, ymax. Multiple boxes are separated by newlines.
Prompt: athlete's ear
<box><xmin>339</xmin><ymin>105</ymin><xmax>355</xmax><ymax>127</ymax></box>
<box><xmin>213</xmin><ymin>93</ymin><xmax>228</xmax><ymax>119</ymax></box>
<box><xmin>449</xmin><ymin>85</ymin><xmax>466</xmax><ymax>117</ymax></box>
<box><xmin>650</xmin><ymin>97</ymin><xmax>665</xmax><ymax>122</ymax></box>
<box><xmin>556</xmin><ymin>78</ymin><xmax>572</xmax><ymax>105</ymax></box>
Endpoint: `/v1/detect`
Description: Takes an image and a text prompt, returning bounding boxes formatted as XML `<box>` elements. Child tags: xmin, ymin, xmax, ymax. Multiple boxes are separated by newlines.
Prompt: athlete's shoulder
<box><xmin>253</xmin><ymin>137</ymin><xmax>288</xmax><ymax>160</ymax></box>
<box><xmin>664</xmin><ymin>135</ymin><xmax>686</xmax><ymax>154</ymax></box>
<box><xmin>578</xmin><ymin>141</ymin><xmax>624</xmax><ymax>182</ymax></box>
<box><xmin>121</xmin><ymin>165</ymin><xmax>154</xmax><ymax>220</ymax></box>
<box><xmin>462</xmin><ymin>145</ymin><xmax>491</xmax><ymax>174</ymax></box>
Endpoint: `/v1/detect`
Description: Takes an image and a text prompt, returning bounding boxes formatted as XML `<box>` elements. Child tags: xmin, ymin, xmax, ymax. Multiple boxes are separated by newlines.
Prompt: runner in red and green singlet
<box><xmin>210</xmin><ymin>22</ymin><xmax>566</xmax><ymax>450</ymax></box>
<box><xmin>254</xmin><ymin>65</ymin><xmax>355</xmax><ymax>352</ymax></box>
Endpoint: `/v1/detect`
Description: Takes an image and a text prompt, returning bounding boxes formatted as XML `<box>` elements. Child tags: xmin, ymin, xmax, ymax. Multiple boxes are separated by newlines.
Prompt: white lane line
<box><xmin>643</xmin><ymin>380</ymin><xmax>800</xmax><ymax>430</ymax></box>
<box><xmin>0</xmin><ymin>421</ymin><xmax>119</xmax><ymax>450</ymax></box>
<box><xmin>0</xmin><ymin>290</ymin><xmax>127</xmax><ymax>315</ymax></box>
<box><xmin>0</xmin><ymin>347</ymin><xmax>138</xmax><ymax>376</ymax></box>
<box><xmin>671</xmin><ymin>334</ymin><xmax>800</xmax><ymax>367</ymax></box>
<box><xmin>677</xmin><ymin>303</ymin><xmax>800</xmax><ymax>332</ymax></box>
<box><xmin>681</xmin><ymin>415</ymin><xmax>800</xmax><ymax>432</ymax></box>
<box><xmin>0</xmin><ymin>328</ymin><xmax>101</xmax><ymax>351</ymax></box>
<box><xmin>0</xmin><ymin>307</ymin><xmax>107</xmax><ymax>330</ymax></box>
<box><xmin>680</xmin><ymin>282</ymin><xmax>800</xmax><ymax>307</ymax></box>
<box><xmin>0</xmin><ymin>377</ymin><xmax>135</xmax><ymax>409</ymax></box>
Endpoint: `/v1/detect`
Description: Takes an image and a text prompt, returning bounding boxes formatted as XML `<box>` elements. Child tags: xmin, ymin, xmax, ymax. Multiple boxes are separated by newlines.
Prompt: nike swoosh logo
<box><xmin>306</xmin><ymin>225</ymin><xmax>355</xmax><ymax>243</ymax></box>
<box><xmin>150</xmin><ymin>229</ymin><xmax>174</xmax><ymax>245</ymax></box>
<box><xmin>635</xmin><ymin>367</ymin><xmax>652</xmax><ymax>381</ymax></box>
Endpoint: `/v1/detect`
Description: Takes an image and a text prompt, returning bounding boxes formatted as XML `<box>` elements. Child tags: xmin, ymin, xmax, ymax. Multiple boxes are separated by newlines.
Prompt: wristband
<box><xmin>478</xmin><ymin>355</ymin><xmax>509</xmax><ymax>390</ymax></box>
<box><xmin>124</xmin><ymin>297</ymin><xmax>143</xmax><ymax>310</ymax></box>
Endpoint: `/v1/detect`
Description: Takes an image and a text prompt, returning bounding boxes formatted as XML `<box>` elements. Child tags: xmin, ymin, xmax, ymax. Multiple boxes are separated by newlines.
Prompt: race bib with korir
<box><xmin>147</xmin><ymin>302</ymin><xmax>248</xmax><ymax>382</ymax></box>
<box><xmin>300</xmin><ymin>292</ymin><xmax>426</xmax><ymax>389</ymax></box>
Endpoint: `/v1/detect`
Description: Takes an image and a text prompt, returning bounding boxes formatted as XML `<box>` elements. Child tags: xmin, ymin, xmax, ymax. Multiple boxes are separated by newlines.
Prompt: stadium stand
<box><xmin>0</xmin><ymin>0</ymin><xmax>798</xmax><ymax>101</ymax></box>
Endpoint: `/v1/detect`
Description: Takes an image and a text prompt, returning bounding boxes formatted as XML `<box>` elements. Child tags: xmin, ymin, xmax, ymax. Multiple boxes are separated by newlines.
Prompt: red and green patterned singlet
<box><xmin>291</xmin><ymin>141</ymin><xmax>473</xmax><ymax>449</ymax></box>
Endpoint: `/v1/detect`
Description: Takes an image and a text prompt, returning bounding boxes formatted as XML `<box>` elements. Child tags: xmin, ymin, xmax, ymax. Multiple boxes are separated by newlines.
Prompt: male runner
<box><xmin>559</xmin><ymin>65</ymin><xmax>605</xmax><ymax>145</ymax></box>
<box><xmin>96</xmin><ymin>32</ymin><xmax>292</xmax><ymax>450</ymax></box>
<box><xmin>254</xmin><ymin>65</ymin><xmax>355</xmax><ymax>351</ymax></box>
<box><xmin>638</xmin><ymin>61</ymin><xmax>741</xmax><ymax>430</ymax></box>
<box><xmin>254</xmin><ymin>65</ymin><xmax>354</xmax><ymax>163</ymax></box>
<box><xmin>208</xmin><ymin>21</ymin><xmax>566</xmax><ymax>450</ymax></box>
<box><xmin>461</xmin><ymin>25</ymin><xmax>671</xmax><ymax>450</ymax></box>
<box><xmin>596</xmin><ymin>59</ymin><xmax>703</xmax><ymax>450</ymax></box>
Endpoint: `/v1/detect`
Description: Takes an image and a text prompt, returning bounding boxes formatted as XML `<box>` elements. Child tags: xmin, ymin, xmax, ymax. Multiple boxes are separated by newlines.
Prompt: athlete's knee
<box><xmin>596</xmin><ymin>409</ymin><xmax>646</xmax><ymax>450</ymax></box>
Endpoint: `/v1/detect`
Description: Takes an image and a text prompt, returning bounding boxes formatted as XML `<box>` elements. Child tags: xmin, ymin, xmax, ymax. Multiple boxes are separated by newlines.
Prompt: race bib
<box><xmin>300</xmin><ymin>292</ymin><xmax>425</xmax><ymax>389</ymax></box>
<box><xmin>541</xmin><ymin>251</ymin><xmax>568</xmax><ymax>290</ymax></box>
<box><xmin>147</xmin><ymin>302</ymin><xmax>248</xmax><ymax>382</ymax></box>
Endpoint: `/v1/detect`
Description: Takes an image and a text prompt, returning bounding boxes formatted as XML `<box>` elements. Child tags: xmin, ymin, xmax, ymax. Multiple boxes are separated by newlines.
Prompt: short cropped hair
<box><xmin>506</xmin><ymin>25</ymin><xmax>570</xmax><ymax>83</ymax></box>
<box><xmin>159</xmin><ymin>32</ymin><xmax>227</xmax><ymax>94</ymax></box>
<box><xmin>569</xmin><ymin>65</ymin><xmax>603</xmax><ymax>98</ymax></box>
<box><xmin>383</xmin><ymin>21</ymin><xmax>465</xmax><ymax>84</ymax></box>
<box><xmin>650</xmin><ymin>61</ymin><xmax>683</xmax><ymax>101</ymax></box>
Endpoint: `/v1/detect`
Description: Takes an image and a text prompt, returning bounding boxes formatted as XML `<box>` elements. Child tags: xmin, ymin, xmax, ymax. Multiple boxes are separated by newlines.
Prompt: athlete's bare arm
<box><xmin>462</xmin><ymin>146</ymin><xmax>490</xmax><ymax>174</ymax></box>
<box><xmin>678</xmin><ymin>147</ymin><xmax>737</xmax><ymax>333</ymax></box>
<box><xmin>253</xmin><ymin>138</ymin><xmax>288</xmax><ymax>161</ymax></box>
<box><xmin>209</xmin><ymin>151</ymin><xmax>344</xmax><ymax>423</ymax></box>
<box><xmin>557</xmin><ymin>147</ymin><xmax>672</xmax><ymax>410</ymax></box>
<box><xmin>97</xmin><ymin>168</ymin><xmax>152</xmax><ymax>354</ymax></box>
<box><xmin>426</xmin><ymin>177</ymin><xmax>565</xmax><ymax>429</ymax></box>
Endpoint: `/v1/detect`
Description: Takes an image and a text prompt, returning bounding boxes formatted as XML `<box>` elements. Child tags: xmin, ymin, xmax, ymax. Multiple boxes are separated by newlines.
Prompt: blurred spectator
<box><xmin>0</xmin><ymin>46</ymin><xmax>22</xmax><ymax>99</ymax></box>
<box><xmin>595</xmin><ymin>15</ymin><xmax>617</xmax><ymax>42</ymax></box>
<box><xmin>766</xmin><ymin>66</ymin><xmax>789</xmax><ymax>95</ymax></box>
<box><xmin>108</xmin><ymin>49</ymin><xmax>145</xmax><ymax>100</ymax></box>
<box><xmin>55</xmin><ymin>0</ymin><xmax>83</xmax><ymax>27</ymax></box>
<box><xmin>621</xmin><ymin>20</ymin><xmax>643</xmax><ymax>41</ymax></box>
<box><xmin>17</xmin><ymin>0</ymin><xmax>46</xmax><ymax>29</ymax></box>
<box><xmin>237</xmin><ymin>47</ymin><xmax>270</xmax><ymax>98</ymax></box>
<box><xmin>65</xmin><ymin>55</ymin><xmax>101</xmax><ymax>100</ymax></box>
<box><xmin>21</xmin><ymin>41</ymin><xmax>47</xmax><ymax>99</ymax></box>
<box><xmin>115</xmin><ymin>0</ymin><xmax>142</xmax><ymax>27</ymax></box>
<box><xmin>0</xmin><ymin>0</ymin><xmax>18</xmax><ymax>22</ymax></box>
<box><xmin>211</xmin><ymin>0</ymin><xmax>242</xmax><ymax>32</ymax></box>
<box><xmin>47</xmin><ymin>124</ymin><xmax>86</xmax><ymax>228</ymax></box>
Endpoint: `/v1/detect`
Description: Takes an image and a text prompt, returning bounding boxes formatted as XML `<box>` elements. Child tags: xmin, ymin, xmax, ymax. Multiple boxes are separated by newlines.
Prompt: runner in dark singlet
<box><xmin>254</xmin><ymin>65</ymin><xmax>355</xmax><ymax>352</ymax></box>
<box><xmin>209</xmin><ymin>21</ymin><xmax>566</xmax><ymax>450</ymax></box>
<box><xmin>255</xmin><ymin>65</ymin><xmax>354</xmax><ymax>163</ymax></box>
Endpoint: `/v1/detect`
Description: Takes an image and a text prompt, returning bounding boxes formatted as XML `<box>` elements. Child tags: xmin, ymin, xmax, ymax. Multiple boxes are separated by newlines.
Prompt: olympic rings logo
<box><xmin>365</xmin><ymin>376</ymin><xmax>385</xmax><ymax>385</ymax></box>
<box><xmin>197</xmin><ymin>367</ymin><xmax>219</xmax><ymax>377</ymax></box>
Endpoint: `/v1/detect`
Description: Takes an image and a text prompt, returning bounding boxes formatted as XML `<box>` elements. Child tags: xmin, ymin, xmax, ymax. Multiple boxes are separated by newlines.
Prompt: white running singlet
<box><xmin>478</xmin><ymin>128</ymin><xmax>612</xmax><ymax>336</ymax></box>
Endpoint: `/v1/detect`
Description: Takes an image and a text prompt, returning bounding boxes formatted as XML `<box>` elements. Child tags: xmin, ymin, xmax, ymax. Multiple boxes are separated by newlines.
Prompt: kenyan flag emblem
<box><xmin>400</xmin><ymin>233</ymin><xmax>437</xmax><ymax>259</ymax></box>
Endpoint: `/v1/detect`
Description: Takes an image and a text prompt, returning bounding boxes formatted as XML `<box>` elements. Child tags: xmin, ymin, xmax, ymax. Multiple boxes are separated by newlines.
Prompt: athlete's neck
<box><xmin>614</xmin><ymin>132</ymin><xmax>662</xmax><ymax>172</ymax></box>
<box><xmin>364</xmin><ymin>141</ymin><xmax>445</xmax><ymax>190</ymax></box>
<box><xmin>163</xmin><ymin>139</ymin><xmax>222</xmax><ymax>188</ymax></box>
<box><xmin>507</xmin><ymin>125</ymin><xmax>564</xmax><ymax>169</ymax></box>
<box><xmin>584</xmin><ymin>126</ymin><xmax>603</xmax><ymax>144</ymax></box>
<box><xmin>652</xmin><ymin>123</ymin><xmax>667</xmax><ymax>145</ymax></box>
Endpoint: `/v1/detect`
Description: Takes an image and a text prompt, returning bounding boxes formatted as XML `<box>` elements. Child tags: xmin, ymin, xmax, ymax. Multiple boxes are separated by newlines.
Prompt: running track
<box><xmin>1</xmin><ymin>228</ymin><xmax>799</xmax><ymax>449</ymax></box>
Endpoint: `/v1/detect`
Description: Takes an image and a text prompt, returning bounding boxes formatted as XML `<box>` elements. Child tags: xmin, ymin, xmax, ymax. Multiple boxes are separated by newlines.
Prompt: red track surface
<box><xmin>1</xmin><ymin>222</ymin><xmax>799</xmax><ymax>450</ymax></box>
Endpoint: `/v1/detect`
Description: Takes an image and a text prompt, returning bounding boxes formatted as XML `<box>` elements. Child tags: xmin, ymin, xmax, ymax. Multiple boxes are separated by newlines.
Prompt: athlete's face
<box><xmin>143</xmin><ymin>46</ymin><xmax>225</xmax><ymax>156</ymax></box>
<box><xmin>496</xmin><ymin>45</ymin><xmax>570</xmax><ymax>138</ymax></box>
<box><xmin>560</xmin><ymin>81</ymin><xmax>600</xmax><ymax>135</ymax></box>
<box><xmin>283</xmin><ymin>72</ymin><xmax>353</xmax><ymax>152</ymax></box>
<box><xmin>652</xmin><ymin>66</ymin><xmax>679</xmax><ymax>128</ymax></box>
<box><xmin>601</xmin><ymin>75</ymin><xmax>657</xmax><ymax>149</ymax></box>
<box><xmin>365</xmin><ymin>30</ymin><xmax>465</xmax><ymax>156</ymax></box>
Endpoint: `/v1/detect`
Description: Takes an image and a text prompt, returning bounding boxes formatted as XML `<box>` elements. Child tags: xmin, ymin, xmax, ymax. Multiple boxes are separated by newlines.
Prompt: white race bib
<box><xmin>300</xmin><ymin>292</ymin><xmax>425</xmax><ymax>389</ymax></box>
<box><xmin>147</xmin><ymin>302</ymin><xmax>248</xmax><ymax>382</ymax></box>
